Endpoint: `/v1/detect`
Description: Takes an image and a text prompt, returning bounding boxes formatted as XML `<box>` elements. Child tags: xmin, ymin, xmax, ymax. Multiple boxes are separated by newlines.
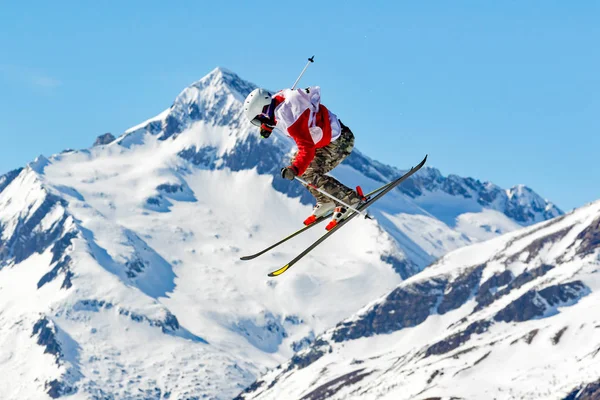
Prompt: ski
<box><xmin>267</xmin><ymin>155</ymin><xmax>428</xmax><ymax>277</ymax></box>
<box><xmin>240</xmin><ymin>178</ymin><xmax>399</xmax><ymax>261</ymax></box>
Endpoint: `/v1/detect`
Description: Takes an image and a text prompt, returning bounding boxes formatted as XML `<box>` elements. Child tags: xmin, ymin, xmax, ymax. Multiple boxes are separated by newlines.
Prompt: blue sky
<box><xmin>0</xmin><ymin>1</ymin><xmax>598</xmax><ymax>211</ymax></box>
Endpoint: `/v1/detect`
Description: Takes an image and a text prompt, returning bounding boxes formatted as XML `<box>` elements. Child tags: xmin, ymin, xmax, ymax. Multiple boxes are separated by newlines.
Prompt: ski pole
<box><xmin>294</xmin><ymin>176</ymin><xmax>369</xmax><ymax>218</ymax></box>
<box><xmin>291</xmin><ymin>56</ymin><xmax>315</xmax><ymax>90</ymax></box>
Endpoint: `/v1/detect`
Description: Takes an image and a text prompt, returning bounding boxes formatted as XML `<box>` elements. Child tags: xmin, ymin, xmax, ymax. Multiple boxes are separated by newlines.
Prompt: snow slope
<box><xmin>0</xmin><ymin>67</ymin><xmax>563</xmax><ymax>399</ymax></box>
<box><xmin>238</xmin><ymin>199</ymin><xmax>600</xmax><ymax>400</ymax></box>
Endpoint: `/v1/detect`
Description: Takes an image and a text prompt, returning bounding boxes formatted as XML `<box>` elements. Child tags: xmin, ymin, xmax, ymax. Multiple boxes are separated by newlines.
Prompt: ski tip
<box><xmin>412</xmin><ymin>154</ymin><xmax>428</xmax><ymax>170</ymax></box>
<box><xmin>240</xmin><ymin>256</ymin><xmax>253</xmax><ymax>261</ymax></box>
<box><xmin>268</xmin><ymin>264</ymin><xmax>290</xmax><ymax>277</ymax></box>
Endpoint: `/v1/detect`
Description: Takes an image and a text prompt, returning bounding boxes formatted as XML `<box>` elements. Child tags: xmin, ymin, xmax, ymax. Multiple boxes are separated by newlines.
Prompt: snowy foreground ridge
<box><xmin>238</xmin><ymin>200</ymin><xmax>600</xmax><ymax>400</ymax></box>
<box><xmin>0</xmin><ymin>67</ymin><xmax>570</xmax><ymax>399</ymax></box>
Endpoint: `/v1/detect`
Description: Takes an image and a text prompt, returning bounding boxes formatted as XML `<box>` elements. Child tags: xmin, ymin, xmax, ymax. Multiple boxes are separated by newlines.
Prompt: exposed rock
<box><xmin>477</xmin><ymin>184</ymin><xmax>504</xmax><ymax>206</ymax></box>
<box><xmin>93</xmin><ymin>133</ymin><xmax>116</xmax><ymax>146</ymax></box>
<box><xmin>72</xmin><ymin>300</ymin><xmax>200</xmax><ymax>342</ymax></box>
<box><xmin>31</xmin><ymin>317</ymin><xmax>62</xmax><ymax>362</ymax></box>
<box><xmin>224</xmin><ymin>133</ymin><xmax>287</xmax><ymax>174</ymax></box>
<box><xmin>426</xmin><ymin>320</ymin><xmax>491</xmax><ymax>357</ymax></box>
<box><xmin>284</xmin><ymin>315</ymin><xmax>303</xmax><ymax>325</ymax></box>
<box><xmin>178</xmin><ymin>146</ymin><xmax>218</xmax><ymax>169</ymax></box>
<box><xmin>422</xmin><ymin>397</ymin><xmax>464</xmax><ymax>400</ymax></box>
<box><xmin>0</xmin><ymin>193</ymin><xmax>68</xmax><ymax>264</ymax></box>
<box><xmin>73</xmin><ymin>299</ymin><xmax>114</xmax><ymax>312</ymax></box>
<box><xmin>0</xmin><ymin>168</ymin><xmax>23</xmax><ymax>193</ymax></box>
<box><xmin>125</xmin><ymin>259</ymin><xmax>146</xmax><ymax>278</ymax></box>
<box><xmin>427</xmin><ymin>369</ymin><xmax>442</xmax><ymax>384</ymax></box>
<box><xmin>510</xmin><ymin>329</ymin><xmax>539</xmax><ymax>345</ymax></box>
<box><xmin>474</xmin><ymin>265</ymin><xmax>554</xmax><ymax>312</ymax></box>
<box><xmin>45</xmin><ymin>379</ymin><xmax>77</xmax><ymax>398</ymax></box>
<box><xmin>505</xmin><ymin>185</ymin><xmax>562</xmax><ymax>223</ymax></box>
<box><xmin>291</xmin><ymin>335</ymin><xmax>314</xmax><ymax>353</ymax></box>
<box><xmin>37</xmin><ymin>230</ymin><xmax>78</xmax><ymax>290</ymax></box>
<box><xmin>233</xmin><ymin>380</ymin><xmax>265</xmax><ymax>400</ymax></box>
<box><xmin>494</xmin><ymin>292</ymin><xmax>543</xmax><ymax>323</ymax></box>
<box><xmin>443</xmin><ymin>175</ymin><xmax>470</xmax><ymax>197</ymax></box>
<box><xmin>474</xmin><ymin>270</ymin><xmax>513</xmax><ymax>311</ymax></box>
<box><xmin>575</xmin><ymin>216</ymin><xmax>600</xmax><ymax>258</ymax></box>
<box><xmin>552</xmin><ymin>326</ymin><xmax>568</xmax><ymax>345</ymax></box>
<box><xmin>287</xmin><ymin>339</ymin><xmax>331</xmax><ymax>371</ymax></box>
<box><xmin>494</xmin><ymin>281</ymin><xmax>588</xmax><ymax>323</ymax></box>
<box><xmin>37</xmin><ymin>255</ymin><xmax>73</xmax><ymax>290</ymax></box>
<box><xmin>508</xmin><ymin>264</ymin><xmax>555</xmax><ymax>292</ymax></box>
<box><xmin>342</xmin><ymin>150</ymin><xmax>395</xmax><ymax>188</ymax></box>
<box><xmin>162</xmin><ymin>115</ymin><xmax>183</xmax><ymax>140</ymax></box>
<box><xmin>332</xmin><ymin>278</ymin><xmax>447</xmax><ymax>342</ymax></box>
<box><xmin>506</xmin><ymin>227</ymin><xmax>572</xmax><ymax>264</ymax></box>
<box><xmin>381</xmin><ymin>254</ymin><xmax>419</xmax><ymax>279</ymax></box>
<box><xmin>118</xmin><ymin>308</ymin><xmax>181</xmax><ymax>334</ymax></box>
<box><xmin>331</xmin><ymin>265</ymin><xmax>486</xmax><ymax>344</ymax></box>
<box><xmin>438</xmin><ymin>265</ymin><xmax>484</xmax><ymax>315</ymax></box>
<box><xmin>157</xmin><ymin>183</ymin><xmax>184</xmax><ymax>193</ymax></box>
<box><xmin>50</xmin><ymin>231</ymin><xmax>78</xmax><ymax>264</ymax></box>
<box><xmin>563</xmin><ymin>378</ymin><xmax>600</xmax><ymax>400</ymax></box>
<box><xmin>298</xmin><ymin>369</ymin><xmax>373</xmax><ymax>400</ymax></box>
<box><xmin>539</xmin><ymin>281</ymin><xmax>589</xmax><ymax>307</ymax></box>
<box><xmin>473</xmin><ymin>351</ymin><xmax>491</xmax><ymax>365</ymax></box>
<box><xmin>146</xmin><ymin>196</ymin><xmax>162</xmax><ymax>206</ymax></box>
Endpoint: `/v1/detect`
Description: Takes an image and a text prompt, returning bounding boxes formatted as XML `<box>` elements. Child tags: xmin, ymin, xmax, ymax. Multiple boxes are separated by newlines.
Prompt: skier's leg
<box><xmin>291</xmin><ymin>151</ymin><xmax>330</xmax><ymax>205</ymax></box>
<box><xmin>301</xmin><ymin>122</ymin><xmax>360</xmax><ymax>205</ymax></box>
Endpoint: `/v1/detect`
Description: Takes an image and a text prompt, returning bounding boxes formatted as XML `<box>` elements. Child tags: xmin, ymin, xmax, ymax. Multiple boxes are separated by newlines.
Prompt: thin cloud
<box><xmin>0</xmin><ymin>64</ymin><xmax>62</xmax><ymax>89</ymax></box>
<box><xmin>31</xmin><ymin>75</ymin><xmax>62</xmax><ymax>88</ymax></box>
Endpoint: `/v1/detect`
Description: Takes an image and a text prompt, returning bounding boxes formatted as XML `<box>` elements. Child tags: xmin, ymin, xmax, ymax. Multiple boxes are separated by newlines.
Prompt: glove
<box><xmin>260</xmin><ymin>123</ymin><xmax>273</xmax><ymax>139</ymax></box>
<box><xmin>281</xmin><ymin>166</ymin><xmax>298</xmax><ymax>180</ymax></box>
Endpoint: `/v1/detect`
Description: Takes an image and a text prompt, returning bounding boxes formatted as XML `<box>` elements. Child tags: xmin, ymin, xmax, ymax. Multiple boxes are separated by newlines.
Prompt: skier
<box><xmin>244</xmin><ymin>86</ymin><xmax>363</xmax><ymax>230</ymax></box>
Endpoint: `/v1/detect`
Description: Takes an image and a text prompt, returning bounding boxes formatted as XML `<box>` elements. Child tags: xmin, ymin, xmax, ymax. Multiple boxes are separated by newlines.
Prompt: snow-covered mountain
<box><xmin>0</xmin><ymin>67</ymin><xmax>562</xmax><ymax>399</ymax></box>
<box><xmin>238</xmin><ymin>199</ymin><xmax>600</xmax><ymax>400</ymax></box>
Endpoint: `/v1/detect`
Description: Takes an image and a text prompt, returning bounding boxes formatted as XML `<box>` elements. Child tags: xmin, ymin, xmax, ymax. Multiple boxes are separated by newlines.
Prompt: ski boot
<box><xmin>325</xmin><ymin>198</ymin><xmax>364</xmax><ymax>231</ymax></box>
<box><xmin>325</xmin><ymin>186</ymin><xmax>367</xmax><ymax>231</ymax></box>
<box><xmin>303</xmin><ymin>201</ymin><xmax>336</xmax><ymax>226</ymax></box>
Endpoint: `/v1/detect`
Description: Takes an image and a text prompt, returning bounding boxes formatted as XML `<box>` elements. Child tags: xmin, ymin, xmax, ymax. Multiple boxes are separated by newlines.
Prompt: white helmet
<box><xmin>244</xmin><ymin>88</ymin><xmax>272</xmax><ymax>126</ymax></box>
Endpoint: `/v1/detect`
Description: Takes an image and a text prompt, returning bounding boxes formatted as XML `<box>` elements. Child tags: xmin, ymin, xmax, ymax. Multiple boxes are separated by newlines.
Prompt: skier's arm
<box><xmin>291</xmin><ymin>139</ymin><xmax>316</xmax><ymax>176</ymax></box>
<box><xmin>287</xmin><ymin>110</ymin><xmax>316</xmax><ymax>176</ymax></box>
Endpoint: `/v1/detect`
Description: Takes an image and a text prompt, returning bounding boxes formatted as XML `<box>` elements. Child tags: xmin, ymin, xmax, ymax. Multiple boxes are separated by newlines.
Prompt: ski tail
<box><xmin>240</xmin><ymin>214</ymin><xmax>331</xmax><ymax>261</ymax></box>
<box><xmin>268</xmin><ymin>264</ymin><xmax>291</xmax><ymax>277</ymax></box>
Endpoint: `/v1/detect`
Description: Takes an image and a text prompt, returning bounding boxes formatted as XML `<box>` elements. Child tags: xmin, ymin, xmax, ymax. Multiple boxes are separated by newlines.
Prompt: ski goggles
<box><xmin>250</xmin><ymin>114</ymin><xmax>266</xmax><ymax>127</ymax></box>
<box><xmin>251</xmin><ymin>99</ymin><xmax>278</xmax><ymax>127</ymax></box>
<box><xmin>250</xmin><ymin>104</ymin><xmax>271</xmax><ymax>127</ymax></box>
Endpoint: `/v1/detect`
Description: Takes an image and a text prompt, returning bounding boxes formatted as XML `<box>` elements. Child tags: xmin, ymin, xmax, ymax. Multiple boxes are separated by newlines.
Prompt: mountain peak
<box><xmin>200</xmin><ymin>66</ymin><xmax>238</xmax><ymax>83</ymax></box>
<box><xmin>120</xmin><ymin>67</ymin><xmax>258</xmax><ymax>142</ymax></box>
<box><xmin>27</xmin><ymin>155</ymin><xmax>50</xmax><ymax>174</ymax></box>
<box><xmin>191</xmin><ymin>66</ymin><xmax>256</xmax><ymax>101</ymax></box>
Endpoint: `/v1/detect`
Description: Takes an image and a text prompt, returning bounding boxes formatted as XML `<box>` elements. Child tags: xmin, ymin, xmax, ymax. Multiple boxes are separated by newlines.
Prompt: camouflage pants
<box><xmin>291</xmin><ymin>122</ymin><xmax>360</xmax><ymax>205</ymax></box>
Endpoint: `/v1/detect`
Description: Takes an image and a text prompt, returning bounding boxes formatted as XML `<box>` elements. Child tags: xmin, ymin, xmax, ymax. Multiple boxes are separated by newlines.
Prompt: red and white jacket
<box><xmin>272</xmin><ymin>86</ymin><xmax>342</xmax><ymax>176</ymax></box>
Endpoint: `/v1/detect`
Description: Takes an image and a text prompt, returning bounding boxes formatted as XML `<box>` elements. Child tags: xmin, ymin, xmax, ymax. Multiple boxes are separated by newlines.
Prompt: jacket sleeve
<box><xmin>287</xmin><ymin>109</ymin><xmax>316</xmax><ymax>176</ymax></box>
